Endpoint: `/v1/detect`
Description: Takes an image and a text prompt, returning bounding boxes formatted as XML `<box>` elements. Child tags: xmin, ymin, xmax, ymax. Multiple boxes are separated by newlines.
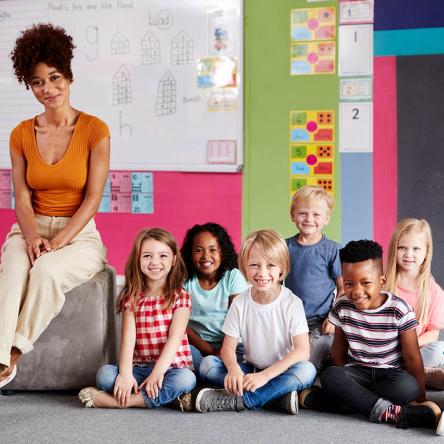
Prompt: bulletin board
<box><xmin>0</xmin><ymin>0</ymin><xmax>243</xmax><ymax>172</ymax></box>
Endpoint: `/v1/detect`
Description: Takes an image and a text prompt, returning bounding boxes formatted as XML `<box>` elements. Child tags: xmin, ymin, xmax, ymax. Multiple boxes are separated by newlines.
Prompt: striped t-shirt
<box><xmin>328</xmin><ymin>291</ymin><xmax>417</xmax><ymax>369</ymax></box>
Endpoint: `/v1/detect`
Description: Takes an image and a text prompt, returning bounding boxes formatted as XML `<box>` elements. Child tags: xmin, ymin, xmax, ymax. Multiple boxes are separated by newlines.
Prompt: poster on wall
<box><xmin>289</xmin><ymin>110</ymin><xmax>335</xmax><ymax>196</ymax></box>
<box><xmin>339</xmin><ymin>102</ymin><xmax>372</xmax><ymax>152</ymax></box>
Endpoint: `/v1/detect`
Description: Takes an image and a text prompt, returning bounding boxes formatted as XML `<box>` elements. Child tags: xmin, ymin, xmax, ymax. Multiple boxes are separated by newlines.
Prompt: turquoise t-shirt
<box><xmin>184</xmin><ymin>268</ymin><xmax>248</xmax><ymax>343</ymax></box>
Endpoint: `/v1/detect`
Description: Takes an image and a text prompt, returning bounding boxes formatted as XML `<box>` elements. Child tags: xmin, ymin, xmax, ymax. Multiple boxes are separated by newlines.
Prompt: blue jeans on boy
<box><xmin>199</xmin><ymin>355</ymin><xmax>316</xmax><ymax>409</ymax></box>
<box><xmin>191</xmin><ymin>343</ymin><xmax>245</xmax><ymax>375</ymax></box>
<box><xmin>96</xmin><ymin>364</ymin><xmax>196</xmax><ymax>408</ymax></box>
<box><xmin>315</xmin><ymin>365</ymin><xmax>420</xmax><ymax>422</ymax></box>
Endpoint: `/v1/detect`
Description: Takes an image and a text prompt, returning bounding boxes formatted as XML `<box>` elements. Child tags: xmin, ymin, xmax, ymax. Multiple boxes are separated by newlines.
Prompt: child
<box><xmin>195</xmin><ymin>230</ymin><xmax>316</xmax><ymax>414</ymax></box>
<box><xmin>78</xmin><ymin>228</ymin><xmax>196</xmax><ymax>411</ymax></box>
<box><xmin>181</xmin><ymin>222</ymin><xmax>248</xmax><ymax>372</ymax></box>
<box><xmin>299</xmin><ymin>240</ymin><xmax>443</xmax><ymax>434</ymax></box>
<box><xmin>386</xmin><ymin>218</ymin><xmax>444</xmax><ymax>389</ymax></box>
<box><xmin>286</xmin><ymin>185</ymin><xmax>343</xmax><ymax>371</ymax></box>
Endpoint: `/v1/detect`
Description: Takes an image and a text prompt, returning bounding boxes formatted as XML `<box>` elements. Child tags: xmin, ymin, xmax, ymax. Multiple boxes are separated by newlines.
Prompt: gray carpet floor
<box><xmin>0</xmin><ymin>391</ymin><xmax>440</xmax><ymax>444</ymax></box>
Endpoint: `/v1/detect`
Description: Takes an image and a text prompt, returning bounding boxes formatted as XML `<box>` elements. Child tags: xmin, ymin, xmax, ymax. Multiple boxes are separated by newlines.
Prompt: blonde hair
<box><xmin>238</xmin><ymin>229</ymin><xmax>290</xmax><ymax>282</ymax></box>
<box><xmin>117</xmin><ymin>228</ymin><xmax>187</xmax><ymax>312</ymax></box>
<box><xmin>290</xmin><ymin>185</ymin><xmax>334</xmax><ymax>217</ymax></box>
<box><xmin>385</xmin><ymin>218</ymin><xmax>433</xmax><ymax>325</ymax></box>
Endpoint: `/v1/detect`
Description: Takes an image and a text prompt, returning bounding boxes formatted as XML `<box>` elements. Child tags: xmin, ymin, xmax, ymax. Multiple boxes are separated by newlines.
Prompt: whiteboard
<box><xmin>0</xmin><ymin>0</ymin><xmax>243</xmax><ymax>172</ymax></box>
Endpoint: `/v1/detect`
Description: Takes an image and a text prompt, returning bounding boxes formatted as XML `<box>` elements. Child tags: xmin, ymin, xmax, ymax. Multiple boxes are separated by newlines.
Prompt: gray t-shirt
<box><xmin>285</xmin><ymin>235</ymin><xmax>341</xmax><ymax>322</ymax></box>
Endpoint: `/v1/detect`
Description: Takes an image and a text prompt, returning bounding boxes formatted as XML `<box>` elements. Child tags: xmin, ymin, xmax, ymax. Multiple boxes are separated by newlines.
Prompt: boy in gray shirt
<box><xmin>286</xmin><ymin>185</ymin><xmax>343</xmax><ymax>372</ymax></box>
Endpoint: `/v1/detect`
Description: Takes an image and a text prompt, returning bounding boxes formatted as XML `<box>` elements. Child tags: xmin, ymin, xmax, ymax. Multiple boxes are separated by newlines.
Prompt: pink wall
<box><xmin>0</xmin><ymin>171</ymin><xmax>243</xmax><ymax>274</ymax></box>
<box><xmin>373</xmin><ymin>57</ymin><xmax>398</xmax><ymax>253</ymax></box>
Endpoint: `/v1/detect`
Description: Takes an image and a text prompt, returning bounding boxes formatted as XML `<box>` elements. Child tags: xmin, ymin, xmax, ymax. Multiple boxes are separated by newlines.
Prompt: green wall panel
<box><xmin>243</xmin><ymin>0</ymin><xmax>341</xmax><ymax>243</ymax></box>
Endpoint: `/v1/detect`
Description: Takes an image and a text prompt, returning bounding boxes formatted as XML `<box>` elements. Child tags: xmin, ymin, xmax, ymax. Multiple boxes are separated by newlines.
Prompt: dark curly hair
<box><xmin>340</xmin><ymin>240</ymin><xmax>383</xmax><ymax>272</ymax></box>
<box><xmin>181</xmin><ymin>222</ymin><xmax>238</xmax><ymax>282</ymax></box>
<box><xmin>10</xmin><ymin>23</ymin><xmax>75</xmax><ymax>89</ymax></box>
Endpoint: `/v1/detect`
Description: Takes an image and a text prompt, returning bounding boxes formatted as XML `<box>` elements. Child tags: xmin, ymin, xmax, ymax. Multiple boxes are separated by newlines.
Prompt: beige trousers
<box><xmin>0</xmin><ymin>216</ymin><xmax>106</xmax><ymax>367</ymax></box>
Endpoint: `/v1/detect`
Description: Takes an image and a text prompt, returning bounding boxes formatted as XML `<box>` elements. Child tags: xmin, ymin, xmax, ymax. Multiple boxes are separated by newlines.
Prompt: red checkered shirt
<box><xmin>125</xmin><ymin>288</ymin><xmax>193</xmax><ymax>369</ymax></box>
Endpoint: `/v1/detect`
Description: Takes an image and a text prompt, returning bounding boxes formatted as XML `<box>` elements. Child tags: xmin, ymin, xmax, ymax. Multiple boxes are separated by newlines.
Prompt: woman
<box><xmin>0</xmin><ymin>23</ymin><xmax>110</xmax><ymax>387</ymax></box>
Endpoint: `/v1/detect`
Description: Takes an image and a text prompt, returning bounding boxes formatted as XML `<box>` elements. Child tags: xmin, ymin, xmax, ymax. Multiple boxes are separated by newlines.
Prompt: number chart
<box><xmin>289</xmin><ymin>110</ymin><xmax>335</xmax><ymax>196</ymax></box>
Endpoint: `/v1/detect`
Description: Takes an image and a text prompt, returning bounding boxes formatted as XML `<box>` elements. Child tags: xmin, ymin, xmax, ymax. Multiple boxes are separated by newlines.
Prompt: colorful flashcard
<box><xmin>339</xmin><ymin>102</ymin><xmax>373</xmax><ymax>152</ymax></box>
<box><xmin>338</xmin><ymin>24</ymin><xmax>373</xmax><ymax>76</ymax></box>
<box><xmin>340</xmin><ymin>1</ymin><xmax>374</xmax><ymax>25</ymax></box>
<box><xmin>289</xmin><ymin>176</ymin><xmax>334</xmax><ymax>194</ymax></box>
<box><xmin>196</xmin><ymin>57</ymin><xmax>237</xmax><ymax>88</ymax></box>
<box><xmin>207</xmin><ymin>88</ymin><xmax>237</xmax><ymax>111</ymax></box>
<box><xmin>98</xmin><ymin>171</ymin><xmax>154</xmax><ymax>214</ymax></box>
<box><xmin>0</xmin><ymin>169</ymin><xmax>13</xmax><ymax>209</ymax></box>
<box><xmin>340</xmin><ymin>77</ymin><xmax>372</xmax><ymax>101</ymax></box>
<box><xmin>291</xmin><ymin>7</ymin><xmax>336</xmax><ymax>41</ymax></box>
<box><xmin>289</xmin><ymin>143</ymin><xmax>334</xmax><ymax>176</ymax></box>
<box><xmin>207</xmin><ymin>140</ymin><xmax>237</xmax><ymax>164</ymax></box>
<box><xmin>291</xmin><ymin>41</ymin><xmax>335</xmax><ymax>75</ymax></box>
<box><xmin>290</xmin><ymin>110</ymin><xmax>334</xmax><ymax>143</ymax></box>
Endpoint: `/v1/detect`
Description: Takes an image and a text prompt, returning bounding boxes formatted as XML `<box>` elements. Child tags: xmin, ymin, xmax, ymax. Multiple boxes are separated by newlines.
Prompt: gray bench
<box><xmin>4</xmin><ymin>265</ymin><xmax>118</xmax><ymax>391</ymax></box>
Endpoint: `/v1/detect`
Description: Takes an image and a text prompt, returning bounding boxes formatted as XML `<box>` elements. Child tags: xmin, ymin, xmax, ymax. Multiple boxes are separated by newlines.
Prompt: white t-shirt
<box><xmin>222</xmin><ymin>286</ymin><xmax>308</xmax><ymax>369</ymax></box>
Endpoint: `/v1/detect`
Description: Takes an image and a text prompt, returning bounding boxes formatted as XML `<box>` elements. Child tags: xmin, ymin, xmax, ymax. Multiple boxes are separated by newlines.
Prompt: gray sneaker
<box><xmin>265</xmin><ymin>391</ymin><xmax>299</xmax><ymax>415</ymax></box>
<box><xmin>195</xmin><ymin>388</ymin><xmax>245</xmax><ymax>413</ymax></box>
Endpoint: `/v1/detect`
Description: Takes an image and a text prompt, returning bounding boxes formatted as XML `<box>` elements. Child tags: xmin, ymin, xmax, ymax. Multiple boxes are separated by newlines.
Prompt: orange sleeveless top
<box><xmin>9</xmin><ymin>112</ymin><xmax>110</xmax><ymax>217</ymax></box>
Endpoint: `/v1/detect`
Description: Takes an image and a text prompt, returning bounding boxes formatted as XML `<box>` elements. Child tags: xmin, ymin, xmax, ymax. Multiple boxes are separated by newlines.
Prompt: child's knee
<box><xmin>178</xmin><ymin>368</ymin><xmax>197</xmax><ymax>392</ymax></box>
<box><xmin>199</xmin><ymin>355</ymin><xmax>223</xmax><ymax>380</ymax></box>
<box><xmin>96</xmin><ymin>364</ymin><xmax>118</xmax><ymax>392</ymax></box>
<box><xmin>290</xmin><ymin>361</ymin><xmax>317</xmax><ymax>386</ymax></box>
<box><xmin>320</xmin><ymin>366</ymin><xmax>346</xmax><ymax>390</ymax></box>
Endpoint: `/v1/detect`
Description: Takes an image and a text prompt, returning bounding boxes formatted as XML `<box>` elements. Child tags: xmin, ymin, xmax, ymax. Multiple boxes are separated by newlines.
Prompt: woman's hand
<box><xmin>26</xmin><ymin>236</ymin><xmax>51</xmax><ymax>264</ymax></box>
<box><xmin>113</xmin><ymin>372</ymin><xmax>138</xmax><ymax>407</ymax></box>
<box><xmin>139</xmin><ymin>370</ymin><xmax>164</xmax><ymax>399</ymax></box>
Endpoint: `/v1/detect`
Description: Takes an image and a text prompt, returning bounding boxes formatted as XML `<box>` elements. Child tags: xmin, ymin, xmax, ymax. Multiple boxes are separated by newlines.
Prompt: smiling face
<box><xmin>191</xmin><ymin>231</ymin><xmax>222</xmax><ymax>280</ymax></box>
<box><xmin>396</xmin><ymin>231</ymin><xmax>427</xmax><ymax>276</ymax></box>
<box><xmin>291</xmin><ymin>199</ymin><xmax>330</xmax><ymax>240</ymax></box>
<box><xmin>140</xmin><ymin>238</ymin><xmax>175</xmax><ymax>286</ymax></box>
<box><xmin>342</xmin><ymin>259</ymin><xmax>387</xmax><ymax>310</ymax></box>
<box><xmin>29</xmin><ymin>62</ymin><xmax>71</xmax><ymax>109</ymax></box>
<box><xmin>245</xmin><ymin>244</ymin><xmax>282</xmax><ymax>296</ymax></box>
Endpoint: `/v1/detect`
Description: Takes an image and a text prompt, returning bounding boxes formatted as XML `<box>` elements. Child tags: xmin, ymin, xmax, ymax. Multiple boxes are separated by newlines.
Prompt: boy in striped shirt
<box><xmin>299</xmin><ymin>240</ymin><xmax>443</xmax><ymax>434</ymax></box>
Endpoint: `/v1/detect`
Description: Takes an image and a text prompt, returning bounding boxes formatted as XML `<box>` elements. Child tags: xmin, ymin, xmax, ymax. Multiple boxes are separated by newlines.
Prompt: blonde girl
<box><xmin>386</xmin><ymin>218</ymin><xmax>444</xmax><ymax>389</ymax></box>
<box><xmin>78</xmin><ymin>228</ymin><xmax>196</xmax><ymax>410</ymax></box>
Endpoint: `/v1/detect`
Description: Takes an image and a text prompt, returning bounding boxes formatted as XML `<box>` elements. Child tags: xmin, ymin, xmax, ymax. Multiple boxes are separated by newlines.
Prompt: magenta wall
<box><xmin>0</xmin><ymin>171</ymin><xmax>242</xmax><ymax>274</ymax></box>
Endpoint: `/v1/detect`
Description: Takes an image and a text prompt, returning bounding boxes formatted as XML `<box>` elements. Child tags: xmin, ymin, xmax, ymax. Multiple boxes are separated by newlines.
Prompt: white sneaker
<box><xmin>0</xmin><ymin>365</ymin><xmax>17</xmax><ymax>389</ymax></box>
<box><xmin>437</xmin><ymin>411</ymin><xmax>444</xmax><ymax>436</ymax></box>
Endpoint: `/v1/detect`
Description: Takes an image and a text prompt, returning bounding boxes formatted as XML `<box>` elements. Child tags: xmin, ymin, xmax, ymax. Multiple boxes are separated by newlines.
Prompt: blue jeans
<box><xmin>199</xmin><ymin>355</ymin><xmax>316</xmax><ymax>409</ymax></box>
<box><xmin>96</xmin><ymin>364</ymin><xmax>196</xmax><ymax>408</ymax></box>
<box><xmin>191</xmin><ymin>343</ymin><xmax>244</xmax><ymax>375</ymax></box>
<box><xmin>316</xmin><ymin>365</ymin><xmax>420</xmax><ymax>422</ymax></box>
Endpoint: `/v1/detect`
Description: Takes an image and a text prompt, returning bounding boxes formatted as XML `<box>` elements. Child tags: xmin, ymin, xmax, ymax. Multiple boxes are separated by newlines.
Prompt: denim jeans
<box><xmin>96</xmin><ymin>364</ymin><xmax>196</xmax><ymax>408</ymax></box>
<box><xmin>420</xmin><ymin>341</ymin><xmax>444</xmax><ymax>368</ymax></box>
<box><xmin>199</xmin><ymin>355</ymin><xmax>316</xmax><ymax>409</ymax></box>
<box><xmin>315</xmin><ymin>365</ymin><xmax>420</xmax><ymax>422</ymax></box>
<box><xmin>191</xmin><ymin>343</ymin><xmax>244</xmax><ymax>376</ymax></box>
<box><xmin>308</xmin><ymin>321</ymin><xmax>334</xmax><ymax>373</ymax></box>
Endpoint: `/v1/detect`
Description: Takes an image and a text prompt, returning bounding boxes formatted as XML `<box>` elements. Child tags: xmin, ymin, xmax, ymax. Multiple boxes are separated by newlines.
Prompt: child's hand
<box><xmin>224</xmin><ymin>365</ymin><xmax>244</xmax><ymax>396</ymax></box>
<box><xmin>139</xmin><ymin>370</ymin><xmax>164</xmax><ymax>399</ymax></box>
<box><xmin>322</xmin><ymin>318</ymin><xmax>335</xmax><ymax>335</ymax></box>
<box><xmin>243</xmin><ymin>371</ymin><xmax>269</xmax><ymax>392</ymax></box>
<box><xmin>113</xmin><ymin>372</ymin><xmax>139</xmax><ymax>407</ymax></box>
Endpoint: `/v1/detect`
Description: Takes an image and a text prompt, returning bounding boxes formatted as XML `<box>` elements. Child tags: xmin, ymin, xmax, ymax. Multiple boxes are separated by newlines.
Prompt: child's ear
<box><xmin>380</xmin><ymin>274</ymin><xmax>387</xmax><ymax>287</ymax></box>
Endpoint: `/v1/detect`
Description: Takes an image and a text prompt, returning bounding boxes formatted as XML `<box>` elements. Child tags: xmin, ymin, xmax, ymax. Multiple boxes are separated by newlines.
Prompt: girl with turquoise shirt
<box><xmin>181</xmin><ymin>222</ymin><xmax>248</xmax><ymax>373</ymax></box>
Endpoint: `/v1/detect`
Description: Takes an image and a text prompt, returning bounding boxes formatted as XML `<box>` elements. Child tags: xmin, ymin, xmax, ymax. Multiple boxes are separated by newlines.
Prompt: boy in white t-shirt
<box><xmin>195</xmin><ymin>230</ymin><xmax>316</xmax><ymax>414</ymax></box>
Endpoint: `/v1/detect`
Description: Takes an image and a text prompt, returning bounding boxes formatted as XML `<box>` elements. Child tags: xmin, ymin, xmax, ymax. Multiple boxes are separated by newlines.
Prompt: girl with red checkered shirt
<box><xmin>78</xmin><ymin>228</ymin><xmax>196</xmax><ymax>411</ymax></box>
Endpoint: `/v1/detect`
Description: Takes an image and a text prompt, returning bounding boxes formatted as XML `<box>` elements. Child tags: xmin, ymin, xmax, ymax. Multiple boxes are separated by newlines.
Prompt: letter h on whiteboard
<box><xmin>339</xmin><ymin>102</ymin><xmax>373</xmax><ymax>152</ymax></box>
<box><xmin>338</xmin><ymin>24</ymin><xmax>373</xmax><ymax>76</ymax></box>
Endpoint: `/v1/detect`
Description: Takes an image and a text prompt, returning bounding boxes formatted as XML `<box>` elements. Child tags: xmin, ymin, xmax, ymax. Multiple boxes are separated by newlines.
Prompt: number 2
<box><xmin>352</xmin><ymin>108</ymin><xmax>359</xmax><ymax>120</ymax></box>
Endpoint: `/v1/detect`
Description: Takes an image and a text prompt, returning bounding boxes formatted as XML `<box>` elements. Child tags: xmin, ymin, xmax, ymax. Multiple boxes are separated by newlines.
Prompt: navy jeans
<box><xmin>315</xmin><ymin>365</ymin><xmax>420</xmax><ymax>422</ymax></box>
<box><xmin>199</xmin><ymin>355</ymin><xmax>316</xmax><ymax>409</ymax></box>
<box><xmin>96</xmin><ymin>364</ymin><xmax>196</xmax><ymax>408</ymax></box>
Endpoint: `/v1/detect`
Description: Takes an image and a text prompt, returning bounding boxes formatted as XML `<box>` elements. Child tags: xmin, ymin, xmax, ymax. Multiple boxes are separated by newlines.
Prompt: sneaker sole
<box><xmin>195</xmin><ymin>388</ymin><xmax>213</xmax><ymax>413</ymax></box>
<box><xmin>299</xmin><ymin>388</ymin><xmax>312</xmax><ymax>410</ymax></box>
<box><xmin>0</xmin><ymin>365</ymin><xmax>17</xmax><ymax>389</ymax></box>
<box><xmin>290</xmin><ymin>391</ymin><xmax>299</xmax><ymax>415</ymax></box>
<box><xmin>437</xmin><ymin>411</ymin><xmax>444</xmax><ymax>436</ymax></box>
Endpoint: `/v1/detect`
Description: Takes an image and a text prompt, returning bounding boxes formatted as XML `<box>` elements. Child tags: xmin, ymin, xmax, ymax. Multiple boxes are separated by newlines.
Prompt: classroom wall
<box><xmin>1</xmin><ymin>0</ymin><xmax>443</xmax><ymax>281</ymax></box>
